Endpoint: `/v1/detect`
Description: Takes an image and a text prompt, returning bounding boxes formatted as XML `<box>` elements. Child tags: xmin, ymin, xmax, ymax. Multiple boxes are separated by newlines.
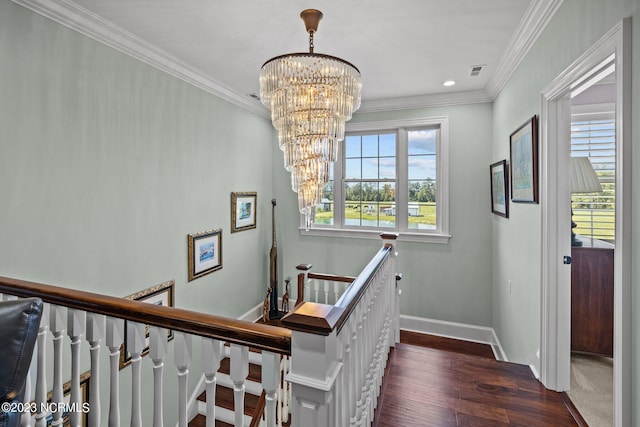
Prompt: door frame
<box><xmin>539</xmin><ymin>18</ymin><xmax>631</xmax><ymax>426</ymax></box>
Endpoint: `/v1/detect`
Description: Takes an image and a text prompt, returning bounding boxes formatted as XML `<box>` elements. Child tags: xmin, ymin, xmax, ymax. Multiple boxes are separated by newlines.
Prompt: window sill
<box><xmin>299</xmin><ymin>227</ymin><xmax>451</xmax><ymax>244</ymax></box>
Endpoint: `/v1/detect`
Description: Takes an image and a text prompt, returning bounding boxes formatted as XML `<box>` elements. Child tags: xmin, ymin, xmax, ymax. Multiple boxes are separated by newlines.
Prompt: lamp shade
<box><xmin>571</xmin><ymin>157</ymin><xmax>602</xmax><ymax>194</ymax></box>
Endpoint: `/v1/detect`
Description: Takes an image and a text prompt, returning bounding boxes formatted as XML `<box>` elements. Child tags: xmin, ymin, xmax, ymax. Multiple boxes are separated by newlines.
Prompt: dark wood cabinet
<box><xmin>571</xmin><ymin>236</ymin><xmax>614</xmax><ymax>357</ymax></box>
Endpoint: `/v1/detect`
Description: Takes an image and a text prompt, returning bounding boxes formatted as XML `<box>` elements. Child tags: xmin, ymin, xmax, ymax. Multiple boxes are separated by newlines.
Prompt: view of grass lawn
<box><xmin>572</xmin><ymin>209</ymin><xmax>615</xmax><ymax>241</ymax></box>
<box><xmin>314</xmin><ymin>202</ymin><xmax>436</xmax><ymax>228</ymax></box>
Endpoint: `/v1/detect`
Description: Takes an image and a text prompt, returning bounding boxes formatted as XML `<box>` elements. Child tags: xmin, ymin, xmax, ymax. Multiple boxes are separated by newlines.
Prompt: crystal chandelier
<box><xmin>259</xmin><ymin>9</ymin><xmax>362</xmax><ymax>228</ymax></box>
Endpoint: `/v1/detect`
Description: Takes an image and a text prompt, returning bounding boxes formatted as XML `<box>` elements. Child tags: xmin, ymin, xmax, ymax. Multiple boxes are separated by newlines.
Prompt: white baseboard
<box><xmin>400</xmin><ymin>314</ymin><xmax>508</xmax><ymax>362</ymax></box>
<box><xmin>238</xmin><ymin>302</ymin><xmax>263</xmax><ymax>322</ymax></box>
<box><xmin>527</xmin><ymin>349</ymin><xmax>541</xmax><ymax>379</ymax></box>
<box><xmin>238</xmin><ymin>298</ymin><xmax>298</xmax><ymax>322</ymax></box>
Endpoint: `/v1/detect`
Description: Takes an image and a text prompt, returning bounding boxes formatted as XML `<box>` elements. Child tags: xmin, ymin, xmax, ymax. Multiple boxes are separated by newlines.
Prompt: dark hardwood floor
<box><xmin>191</xmin><ymin>331</ymin><xmax>580</xmax><ymax>426</ymax></box>
<box><xmin>372</xmin><ymin>331</ymin><xmax>580</xmax><ymax>426</ymax></box>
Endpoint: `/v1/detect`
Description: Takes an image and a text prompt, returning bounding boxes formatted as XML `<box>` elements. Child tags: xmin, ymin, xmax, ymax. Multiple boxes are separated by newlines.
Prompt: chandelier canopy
<box><xmin>259</xmin><ymin>9</ymin><xmax>362</xmax><ymax>228</ymax></box>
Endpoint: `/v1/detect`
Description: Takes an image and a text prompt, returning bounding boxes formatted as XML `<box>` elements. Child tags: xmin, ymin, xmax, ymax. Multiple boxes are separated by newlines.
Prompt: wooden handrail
<box><xmin>333</xmin><ymin>246</ymin><xmax>391</xmax><ymax>333</ymax></box>
<box><xmin>307</xmin><ymin>272</ymin><xmax>356</xmax><ymax>283</ymax></box>
<box><xmin>0</xmin><ymin>276</ymin><xmax>291</xmax><ymax>355</ymax></box>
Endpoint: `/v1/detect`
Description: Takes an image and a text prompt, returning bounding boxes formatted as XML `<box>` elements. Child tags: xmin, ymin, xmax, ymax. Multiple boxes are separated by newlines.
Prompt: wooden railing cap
<box><xmin>284</xmin><ymin>245</ymin><xmax>392</xmax><ymax>336</ymax></box>
<box><xmin>280</xmin><ymin>302</ymin><xmax>344</xmax><ymax>336</ymax></box>
<box><xmin>380</xmin><ymin>232</ymin><xmax>399</xmax><ymax>240</ymax></box>
<box><xmin>0</xmin><ymin>276</ymin><xmax>292</xmax><ymax>355</ymax></box>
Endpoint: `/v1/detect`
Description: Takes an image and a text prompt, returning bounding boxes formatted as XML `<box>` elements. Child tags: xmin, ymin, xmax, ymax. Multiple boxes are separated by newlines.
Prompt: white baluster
<box><xmin>276</xmin><ymin>355</ymin><xmax>291</xmax><ymax>427</ymax></box>
<box><xmin>149</xmin><ymin>326</ymin><xmax>168</xmax><ymax>427</ymax></box>
<box><xmin>340</xmin><ymin>317</ymin><xmax>354</xmax><ymax>427</ymax></box>
<box><xmin>365</xmin><ymin>282</ymin><xmax>376</xmax><ymax>423</ymax></box>
<box><xmin>333</xmin><ymin>282</ymin><xmax>340</xmax><ymax>305</ymax></box>
<box><xmin>174</xmin><ymin>332</ymin><xmax>192</xmax><ymax>427</ymax></box>
<box><xmin>230</xmin><ymin>344</ymin><xmax>248</xmax><ymax>427</ymax></box>
<box><xmin>304</xmin><ymin>277</ymin><xmax>311</xmax><ymax>304</ymax></box>
<box><xmin>352</xmin><ymin>304</ymin><xmax>363</xmax><ymax>427</ymax></box>
<box><xmin>313</xmin><ymin>280</ymin><xmax>320</xmax><ymax>303</ymax></box>
<box><xmin>105</xmin><ymin>317</ymin><xmax>123</xmax><ymax>427</ymax></box>
<box><xmin>359</xmin><ymin>292</ymin><xmax>370</xmax><ymax>426</ymax></box>
<box><xmin>261</xmin><ymin>352</ymin><xmax>279</xmax><ymax>427</ymax></box>
<box><xmin>323</xmin><ymin>281</ymin><xmax>329</xmax><ymax>304</ymax></box>
<box><xmin>201</xmin><ymin>339</ymin><xmax>222</xmax><ymax>427</ymax></box>
<box><xmin>67</xmin><ymin>309</ymin><xmax>86</xmax><ymax>427</ymax></box>
<box><xmin>86</xmin><ymin>313</ymin><xmax>105</xmax><ymax>426</ymax></box>
<box><xmin>50</xmin><ymin>306</ymin><xmax>66</xmax><ymax>426</ymax></box>
<box><xmin>22</xmin><ymin>371</ymin><xmax>32</xmax><ymax>427</ymax></box>
<box><xmin>365</xmin><ymin>283</ymin><xmax>376</xmax><ymax>425</ymax></box>
<box><xmin>34</xmin><ymin>304</ymin><xmax>50</xmax><ymax>427</ymax></box>
<box><xmin>127</xmin><ymin>321</ymin><xmax>146</xmax><ymax>427</ymax></box>
<box><xmin>370</xmin><ymin>281</ymin><xmax>382</xmax><ymax>420</ymax></box>
<box><xmin>333</xmin><ymin>332</ymin><xmax>343</xmax><ymax>427</ymax></box>
<box><xmin>277</xmin><ymin>358</ymin><xmax>284</xmax><ymax>427</ymax></box>
<box><xmin>284</xmin><ymin>356</ymin><xmax>291</xmax><ymax>424</ymax></box>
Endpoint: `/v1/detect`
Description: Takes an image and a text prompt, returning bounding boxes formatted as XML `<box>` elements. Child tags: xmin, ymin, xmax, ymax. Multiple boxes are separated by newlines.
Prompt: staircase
<box><xmin>189</xmin><ymin>344</ymin><xmax>291</xmax><ymax>427</ymax></box>
<box><xmin>3</xmin><ymin>234</ymin><xmax>398</xmax><ymax>427</ymax></box>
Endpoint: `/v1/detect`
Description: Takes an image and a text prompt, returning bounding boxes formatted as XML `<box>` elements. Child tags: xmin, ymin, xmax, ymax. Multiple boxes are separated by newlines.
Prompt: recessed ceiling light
<box><xmin>443</xmin><ymin>80</ymin><xmax>456</xmax><ymax>87</ymax></box>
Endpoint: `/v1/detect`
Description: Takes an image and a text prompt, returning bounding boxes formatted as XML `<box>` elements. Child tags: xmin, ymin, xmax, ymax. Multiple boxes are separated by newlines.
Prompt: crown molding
<box><xmin>358</xmin><ymin>90</ymin><xmax>491</xmax><ymax>113</ymax></box>
<box><xmin>485</xmin><ymin>0</ymin><xmax>565</xmax><ymax>100</ymax></box>
<box><xmin>12</xmin><ymin>0</ymin><xmax>563</xmax><ymax>115</ymax></box>
<box><xmin>11</xmin><ymin>0</ymin><xmax>270</xmax><ymax>119</ymax></box>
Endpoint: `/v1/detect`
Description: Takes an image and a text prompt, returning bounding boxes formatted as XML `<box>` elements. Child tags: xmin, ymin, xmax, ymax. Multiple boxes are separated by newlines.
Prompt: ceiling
<box><xmin>17</xmin><ymin>0</ymin><xmax>560</xmax><ymax>115</ymax></box>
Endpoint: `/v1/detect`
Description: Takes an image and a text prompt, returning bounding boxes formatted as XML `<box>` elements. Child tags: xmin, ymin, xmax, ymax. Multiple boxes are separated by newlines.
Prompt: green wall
<box><xmin>490</xmin><ymin>0</ymin><xmax>639</xmax><ymax>422</ymax></box>
<box><xmin>0</xmin><ymin>0</ymin><xmax>274</xmax><ymax>316</ymax></box>
<box><xmin>0</xmin><ymin>1</ymin><xmax>275</xmax><ymax>425</ymax></box>
<box><xmin>276</xmin><ymin>103</ymin><xmax>495</xmax><ymax>328</ymax></box>
<box><xmin>3</xmin><ymin>0</ymin><xmax>638</xmax><ymax>424</ymax></box>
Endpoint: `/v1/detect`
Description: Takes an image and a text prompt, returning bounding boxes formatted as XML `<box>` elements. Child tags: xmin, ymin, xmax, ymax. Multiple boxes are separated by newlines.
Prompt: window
<box><xmin>570</xmin><ymin>110</ymin><xmax>615</xmax><ymax>242</ymax></box>
<box><xmin>302</xmin><ymin>117</ymin><xmax>450</xmax><ymax>243</ymax></box>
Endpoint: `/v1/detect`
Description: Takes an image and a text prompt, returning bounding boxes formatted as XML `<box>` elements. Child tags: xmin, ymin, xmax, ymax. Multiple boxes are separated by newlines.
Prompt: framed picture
<box><xmin>187</xmin><ymin>228</ymin><xmax>222</xmax><ymax>281</ymax></box>
<box><xmin>490</xmin><ymin>160</ymin><xmax>509</xmax><ymax>218</ymax></box>
<box><xmin>119</xmin><ymin>280</ymin><xmax>175</xmax><ymax>369</ymax></box>
<box><xmin>510</xmin><ymin>115</ymin><xmax>539</xmax><ymax>203</ymax></box>
<box><xmin>231</xmin><ymin>192</ymin><xmax>257</xmax><ymax>232</ymax></box>
<box><xmin>31</xmin><ymin>371</ymin><xmax>90</xmax><ymax>426</ymax></box>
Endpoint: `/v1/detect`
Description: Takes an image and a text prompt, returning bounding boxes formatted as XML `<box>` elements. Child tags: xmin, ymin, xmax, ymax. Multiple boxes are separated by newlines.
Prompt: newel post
<box><xmin>295</xmin><ymin>264</ymin><xmax>312</xmax><ymax>306</ymax></box>
<box><xmin>281</xmin><ymin>304</ymin><xmax>343</xmax><ymax>427</ymax></box>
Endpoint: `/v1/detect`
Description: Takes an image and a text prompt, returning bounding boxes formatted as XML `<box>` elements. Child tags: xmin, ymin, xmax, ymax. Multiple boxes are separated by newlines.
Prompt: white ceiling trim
<box><xmin>11</xmin><ymin>0</ymin><xmax>269</xmax><ymax>118</ymax></box>
<box><xmin>485</xmin><ymin>0</ymin><xmax>565</xmax><ymax>99</ymax></box>
<box><xmin>12</xmin><ymin>0</ymin><xmax>563</xmax><ymax>114</ymax></box>
<box><xmin>357</xmin><ymin>90</ymin><xmax>491</xmax><ymax>113</ymax></box>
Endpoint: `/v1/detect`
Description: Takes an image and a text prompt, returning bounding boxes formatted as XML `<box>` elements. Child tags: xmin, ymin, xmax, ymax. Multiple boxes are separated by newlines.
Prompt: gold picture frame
<box><xmin>187</xmin><ymin>228</ymin><xmax>223</xmax><ymax>281</ymax></box>
<box><xmin>31</xmin><ymin>371</ymin><xmax>90</xmax><ymax>427</ymax></box>
<box><xmin>231</xmin><ymin>192</ymin><xmax>257</xmax><ymax>232</ymax></box>
<box><xmin>119</xmin><ymin>280</ymin><xmax>175</xmax><ymax>369</ymax></box>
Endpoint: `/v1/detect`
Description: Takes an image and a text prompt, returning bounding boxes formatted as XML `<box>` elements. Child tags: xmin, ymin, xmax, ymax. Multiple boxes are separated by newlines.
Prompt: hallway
<box><xmin>372</xmin><ymin>332</ymin><xmax>580</xmax><ymax>426</ymax></box>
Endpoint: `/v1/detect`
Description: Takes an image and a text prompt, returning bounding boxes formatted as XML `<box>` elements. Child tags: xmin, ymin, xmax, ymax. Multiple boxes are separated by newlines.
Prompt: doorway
<box><xmin>566</xmin><ymin>67</ymin><xmax>615</xmax><ymax>426</ymax></box>
<box><xmin>539</xmin><ymin>18</ymin><xmax>631</xmax><ymax>426</ymax></box>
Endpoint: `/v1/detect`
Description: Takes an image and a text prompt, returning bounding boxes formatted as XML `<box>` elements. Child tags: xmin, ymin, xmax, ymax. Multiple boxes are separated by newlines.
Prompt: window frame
<box><xmin>300</xmin><ymin>117</ymin><xmax>450</xmax><ymax>243</ymax></box>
